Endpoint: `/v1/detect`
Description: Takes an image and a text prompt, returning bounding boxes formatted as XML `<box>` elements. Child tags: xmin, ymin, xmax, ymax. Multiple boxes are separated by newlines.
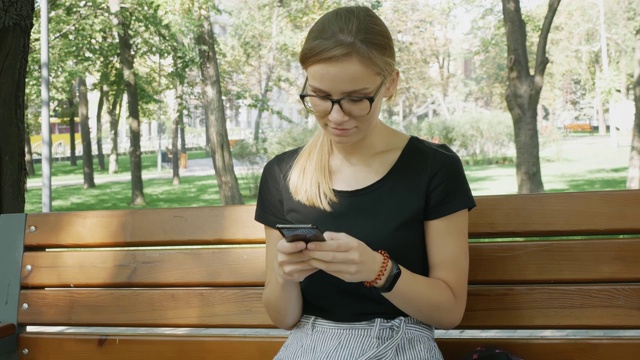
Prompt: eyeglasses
<box><xmin>299</xmin><ymin>78</ymin><xmax>386</xmax><ymax>118</ymax></box>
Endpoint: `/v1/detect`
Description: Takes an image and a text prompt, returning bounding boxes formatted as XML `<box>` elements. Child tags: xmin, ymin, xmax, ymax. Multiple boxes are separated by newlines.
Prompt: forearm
<box><xmin>262</xmin><ymin>260</ymin><xmax>304</xmax><ymax>330</ymax></box>
<box><xmin>383</xmin><ymin>267</ymin><xmax>467</xmax><ymax>329</ymax></box>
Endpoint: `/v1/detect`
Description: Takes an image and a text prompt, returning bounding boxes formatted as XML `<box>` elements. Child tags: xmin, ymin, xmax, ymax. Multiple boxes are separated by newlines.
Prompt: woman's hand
<box><xmin>275</xmin><ymin>238</ymin><xmax>320</xmax><ymax>283</ymax></box>
<box><xmin>304</xmin><ymin>232</ymin><xmax>383</xmax><ymax>283</ymax></box>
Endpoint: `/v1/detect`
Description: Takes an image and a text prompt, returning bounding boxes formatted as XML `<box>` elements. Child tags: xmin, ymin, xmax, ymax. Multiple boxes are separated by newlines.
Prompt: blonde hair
<box><xmin>288</xmin><ymin>6</ymin><xmax>397</xmax><ymax>211</ymax></box>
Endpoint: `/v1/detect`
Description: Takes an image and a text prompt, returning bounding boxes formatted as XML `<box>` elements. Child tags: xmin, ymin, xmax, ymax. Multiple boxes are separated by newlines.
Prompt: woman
<box><xmin>255</xmin><ymin>6</ymin><xmax>475</xmax><ymax>359</ymax></box>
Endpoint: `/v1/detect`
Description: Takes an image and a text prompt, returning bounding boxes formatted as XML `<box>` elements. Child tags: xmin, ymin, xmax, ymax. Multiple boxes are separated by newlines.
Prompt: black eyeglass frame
<box><xmin>299</xmin><ymin>77</ymin><xmax>386</xmax><ymax>118</ymax></box>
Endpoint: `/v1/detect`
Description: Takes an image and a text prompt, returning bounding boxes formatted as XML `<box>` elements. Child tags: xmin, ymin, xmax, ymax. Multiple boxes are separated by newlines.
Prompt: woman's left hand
<box><xmin>304</xmin><ymin>231</ymin><xmax>383</xmax><ymax>283</ymax></box>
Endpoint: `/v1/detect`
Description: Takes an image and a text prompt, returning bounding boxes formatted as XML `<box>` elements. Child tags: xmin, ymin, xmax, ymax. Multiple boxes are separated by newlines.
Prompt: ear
<box><xmin>383</xmin><ymin>69</ymin><xmax>400</xmax><ymax>98</ymax></box>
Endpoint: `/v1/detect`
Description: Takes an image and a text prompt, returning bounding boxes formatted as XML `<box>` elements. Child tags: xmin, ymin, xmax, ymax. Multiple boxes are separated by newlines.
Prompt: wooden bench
<box><xmin>1</xmin><ymin>190</ymin><xmax>639</xmax><ymax>360</ymax></box>
<box><xmin>563</xmin><ymin>122</ymin><xmax>594</xmax><ymax>135</ymax></box>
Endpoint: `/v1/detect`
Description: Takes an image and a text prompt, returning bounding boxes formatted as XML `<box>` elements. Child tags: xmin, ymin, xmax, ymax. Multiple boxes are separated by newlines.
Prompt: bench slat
<box><xmin>468</xmin><ymin>238</ymin><xmax>640</xmax><ymax>284</ymax></box>
<box><xmin>18</xmin><ymin>289</ymin><xmax>272</xmax><ymax>328</ymax></box>
<box><xmin>24</xmin><ymin>205</ymin><xmax>264</xmax><ymax>248</ymax></box>
<box><xmin>0</xmin><ymin>323</ymin><xmax>16</xmax><ymax>338</ymax></box>
<box><xmin>438</xmin><ymin>338</ymin><xmax>640</xmax><ymax>360</ymax></box>
<box><xmin>21</xmin><ymin>247</ymin><xmax>266</xmax><ymax>288</ymax></box>
<box><xmin>18</xmin><ymin>285</ymin><xmax>640</xmax><ymax>330</ymax></box>
<box><xmin>17</xmin><ymin>333</ymin><xmax>640</xmax><ymax>360</ymax></box>
<box><xmin>19</xmin><ymin>333</ymin><xmax>285</xmax><ymax>360</ymax></box>
<box><xmin>469</xmin><ymin>190</ymin><xmax>640</xmax><ymax>237</ymax></box>
<box><xmin>461</xmin><ymin>284</ymin><xmax>640</xmax><ymax>329</ymax></box>
<box><xmin>21</xmin><ymin>238</ymin><xmax>640</xmax><ymax>289</ymax></box>
<box><xmin>23</xmin><ymin>191</ymin><xmax>640</xmax><ymax>247</ymax></box>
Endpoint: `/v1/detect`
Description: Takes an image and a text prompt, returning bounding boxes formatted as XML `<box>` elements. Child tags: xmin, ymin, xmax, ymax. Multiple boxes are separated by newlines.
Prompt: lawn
<box><xmin>25</xmin><ymin>135</ymin><xmax>634</xmax><ymax>213</ymax></box>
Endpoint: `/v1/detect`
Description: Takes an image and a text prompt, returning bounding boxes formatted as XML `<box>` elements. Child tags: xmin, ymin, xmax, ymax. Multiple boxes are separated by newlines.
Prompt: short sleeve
<box><xmin>255</xmin><ymin>153</ymin><xmax>291</xmax><ymax>228</ymax></box>
<box><xmin>423</xmin><ymin>144</ymin><xmax>476</xmax><ymax>221</ymax></box>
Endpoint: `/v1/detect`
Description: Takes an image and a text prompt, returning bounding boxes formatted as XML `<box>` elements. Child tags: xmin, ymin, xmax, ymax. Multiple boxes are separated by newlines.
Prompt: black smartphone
<box><xmin>275</xmin><ymin>224</ymin><xmax>326</xmax><ymax>243</ymax></box>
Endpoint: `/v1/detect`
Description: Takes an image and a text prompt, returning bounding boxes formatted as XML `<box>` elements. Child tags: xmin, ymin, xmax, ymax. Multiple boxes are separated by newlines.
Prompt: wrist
<box><xmin>363</xmin><ymin>250</ymin><xmax>390</xmax><ymax>288</ymax></box>
<box><xmin>377</xmin><ymin>259</ymin><xmax>401</xmax><ymax>293</ymax></box>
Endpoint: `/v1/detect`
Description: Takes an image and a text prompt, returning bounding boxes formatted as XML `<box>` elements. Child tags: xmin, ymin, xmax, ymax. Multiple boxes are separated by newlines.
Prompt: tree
<box><xmin>0</xmin><ymin>0</ymin><xmax>34</xmax><ymax>214</ymax></box>
<box><xmin>78</xmin><ymin>77</ymin><xmax>96</xmax><ymax>189</ymax></box>
<box><xmin>109</xmin><ymin>0</ymin><xmax>146</xmax><ymax>206</ymax></box>
<box><xmin>195</xmin><ymin>5</ymin><xmax>244</xmax><ymax>205</ymax></box>
<box><xmin>502</xmin><ymin>0</ymin><xmax>560</xmax><ymax>193</ymax></box>
<box><xmin>627</xmin><ymin>28</ymin><xmax>640</xmax><ymax>189</ymax></box>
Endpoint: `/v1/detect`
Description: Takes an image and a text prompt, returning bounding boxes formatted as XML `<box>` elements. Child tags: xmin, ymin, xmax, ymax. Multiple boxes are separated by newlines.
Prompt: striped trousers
<box><xmin>274</xmin><ymin>315</ymin><xmax>443</xmax><ymax>360</ymax></box>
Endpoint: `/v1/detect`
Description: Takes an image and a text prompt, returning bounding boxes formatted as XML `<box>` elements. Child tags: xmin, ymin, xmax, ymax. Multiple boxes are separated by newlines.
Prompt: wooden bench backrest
<box><xmin>12</xmin><ymin>190</ymin><xmax>640</xmax><ymax>360</ymax></box>
<box><xmin>445</xmin><ymin>190</ymin><xmax>640</xmax><ymax>359</ymax></box>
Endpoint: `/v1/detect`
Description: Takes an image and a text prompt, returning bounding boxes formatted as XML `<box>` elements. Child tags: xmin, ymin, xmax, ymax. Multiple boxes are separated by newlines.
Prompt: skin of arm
<box><xmin>262</xmin><ymin>226</ymin><xmax>319</xmax><ymax>330</ymax></box>
<box><xmin>383</xmin><ymin>209</ymin><xmax>469</xmax><ymax>329</ymax></box>
<box><xmin>305</xmin><ymin>209</ymin><xmax>469</xmax><ymax>330</ymax></box>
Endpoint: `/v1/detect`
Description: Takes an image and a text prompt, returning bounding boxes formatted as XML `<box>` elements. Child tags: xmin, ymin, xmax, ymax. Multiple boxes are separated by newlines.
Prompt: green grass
<box><xmin>26</xmin><ymin>150</ymin><xmax>209</xmax><ymax>185</ymax></box>
<box><xmin>25</xmin><ymin>175</ymin><xmax>259</xmax><ymax>213</ymax></box>
<box><xmin>25</xmin><ymin>134</ymin><xmax>634</xmax><ymax>213</ymax></box>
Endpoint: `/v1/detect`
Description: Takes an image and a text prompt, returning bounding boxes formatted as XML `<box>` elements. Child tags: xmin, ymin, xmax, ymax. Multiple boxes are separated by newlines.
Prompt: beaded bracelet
<box><xmin>363</xmin><ymin>250</ymin><xmax>390</xmax><ymax>287</ymax></box>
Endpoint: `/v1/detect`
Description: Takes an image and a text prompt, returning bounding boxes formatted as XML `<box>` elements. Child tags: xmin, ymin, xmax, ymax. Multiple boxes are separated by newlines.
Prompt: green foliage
<box><xmin>263</xmin><ymin>125</ymin><xmax>316</xmax><ymax>159</ymax></box>
<box><xmin>408</xmin><ymin>111</ymin><xmax>515</xmax><ymax>164</ymax></box>
<box><xmin>230</xmin><ymin>139</ymin><xmax>266</xmax><ymax>196</ymax></box>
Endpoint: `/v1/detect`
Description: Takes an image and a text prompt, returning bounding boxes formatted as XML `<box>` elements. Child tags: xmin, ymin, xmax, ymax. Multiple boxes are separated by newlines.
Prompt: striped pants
<box><xmin>274</xmin><ymin>315</ymin><xmax>443</xmax><ymax>360</ymax></box>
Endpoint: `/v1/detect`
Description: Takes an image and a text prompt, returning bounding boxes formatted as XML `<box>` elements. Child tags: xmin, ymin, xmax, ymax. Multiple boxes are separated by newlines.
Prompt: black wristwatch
<box><xmin>378</xmin><ymin>259</ymin><xmax>401</xmax><ymax>293</ymax></box>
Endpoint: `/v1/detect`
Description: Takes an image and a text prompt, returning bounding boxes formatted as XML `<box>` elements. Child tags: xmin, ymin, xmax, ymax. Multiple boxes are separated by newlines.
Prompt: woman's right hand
<box><xmin>275</xmin><ymin>239</ymin><xmax>319</xmax><ymax>282</ymax></box>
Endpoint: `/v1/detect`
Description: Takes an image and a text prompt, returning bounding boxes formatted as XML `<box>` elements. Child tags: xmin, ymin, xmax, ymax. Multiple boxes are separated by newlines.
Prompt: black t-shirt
<box><xmin>255</xmin><ymin>136</ymin><xmax>476</xmax><ymax>323</ymax></box>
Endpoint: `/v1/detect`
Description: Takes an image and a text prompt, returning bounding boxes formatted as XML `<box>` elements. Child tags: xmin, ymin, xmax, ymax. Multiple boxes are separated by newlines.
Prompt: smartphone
<box><xmin>276</xmin><ymin>224</ymin><xmax>326</xmax><ymax>243</ymax></box>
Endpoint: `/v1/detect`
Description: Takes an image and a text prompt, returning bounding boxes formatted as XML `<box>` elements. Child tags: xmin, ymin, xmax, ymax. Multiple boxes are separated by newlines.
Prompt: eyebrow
<box><xmin>307</xmin><ymin>83</ymin><xmax>373</xmax><ymax>96</ymax></box>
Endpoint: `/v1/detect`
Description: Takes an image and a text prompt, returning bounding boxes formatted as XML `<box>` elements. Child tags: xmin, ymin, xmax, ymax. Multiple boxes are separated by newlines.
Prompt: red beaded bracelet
<box><xmin>363</xmin><ymin>250</ymin><xmax>390</xmax><ymax>287</ymax></box>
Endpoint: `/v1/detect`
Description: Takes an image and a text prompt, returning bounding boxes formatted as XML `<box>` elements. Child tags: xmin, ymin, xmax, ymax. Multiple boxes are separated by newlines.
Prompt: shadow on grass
<box><xmin>25</xmin><ymin>175</ymin><xmax>258</xmax><ymax>213</ymax></box>
<box><xmin>546</xmin><ymin>166</ymin><xmax>628</xmax><ymax>193</ymax></box>
<box><xmin>29</xmin><ymin>151</ymin><xmax>208</xmax><ymax>181</ymax></box>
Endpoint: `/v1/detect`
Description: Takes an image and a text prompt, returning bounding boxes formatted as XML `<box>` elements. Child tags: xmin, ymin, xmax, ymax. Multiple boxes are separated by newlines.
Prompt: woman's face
<box><xmin>304</xmin><ymin>57</ymin><xmax>395</xmax><ymax>146</ymax></box>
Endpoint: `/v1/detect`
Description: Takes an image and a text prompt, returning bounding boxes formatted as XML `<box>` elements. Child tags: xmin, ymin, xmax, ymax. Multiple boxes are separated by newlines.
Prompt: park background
<box><xmin>16</xmin><ymin>0</ymin><xmax>640</xmax><ymax>213</ymax></box>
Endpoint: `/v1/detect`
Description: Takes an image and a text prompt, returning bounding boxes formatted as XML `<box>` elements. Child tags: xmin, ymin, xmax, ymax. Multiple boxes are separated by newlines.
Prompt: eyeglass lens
<box><xmin>302</xmin><ymin>97</ymin><xmax>372</xmax><ymax>118</ymax></box>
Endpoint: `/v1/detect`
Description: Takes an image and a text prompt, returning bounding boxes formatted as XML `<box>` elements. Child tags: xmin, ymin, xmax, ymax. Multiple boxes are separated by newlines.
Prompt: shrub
<box><xmin>408</xmin><ymin>111</ymin><xmax>515</xmax><ymax>165</ymax></box>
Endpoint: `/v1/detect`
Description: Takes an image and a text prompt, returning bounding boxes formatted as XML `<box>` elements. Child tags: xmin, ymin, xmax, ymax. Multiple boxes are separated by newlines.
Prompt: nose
<box><xmin>327</xmin><ymin>101</ymin><xmax>349</xmax><ymax>123</ymax></box>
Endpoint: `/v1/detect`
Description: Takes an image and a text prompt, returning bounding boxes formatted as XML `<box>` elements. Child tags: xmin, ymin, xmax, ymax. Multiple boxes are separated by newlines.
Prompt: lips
<box><xmin>328</xmin><ymin>126</ymin><xmax>354</xmax><ymax>136</ymax></box>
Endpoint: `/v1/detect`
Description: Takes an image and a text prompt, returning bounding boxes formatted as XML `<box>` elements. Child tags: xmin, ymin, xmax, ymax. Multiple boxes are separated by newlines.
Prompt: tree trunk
<box><xmin>502</xmin><ymin>0</ymin><xmax>560</xmax><ymax>193</ymax></box>
<box><xmin>627</xmin><ymin>28</ymin><xmax>640</xmax><ymax>189</ymax></box>
<box><xmin>104</xmin><ymin>84</ymin><xmax>122</xmax><ymax>174</ymax></box>
<box><xmin>253</xmin><ymin>3</ymin><xmax>281</xmax><ymax>145</ymax></box>
<box><xmin>78</xmin><ymin>77</ymin><xmax>96</xmax><ymax>189</ymax></box>
<box><xmin>179</xmin><ymin>112</ymin><xmax>187</xmax><ymax>169</ymax></box>
<box><xmin>110</xmin><ymin>0</ymin><xmax>145</xmax><ymax>206</ymax></box>
<box><xmin>253</xmin><ymin>70</ymin><xmax>271</xmax><ymax>144</ymax></box>
<box><xmin>196</xmin><ymin>14</ymin><xmax>244</xmax><ymax>205</ymax></box>
<box><xmin>25</xmin><ymin>122</ymin><xmax>35</xmax><ymax>176</ymax></box>
<box><xmin>96</xmin><ymin>86</ymin><xmax>106</xmax><ymax>171</ymax></box>
<box><xmin>67</xmin><ymin>84</ymin><xmax>77</xmax><ymax>166</ymax></box>
<box><xmin>171</xmin><ymin>82</ymin><xmax>183</xmax><ymax>185</ymax></box>
<box><xmin>0</xmin><ymin>0</ymin><xmax>34</xmax><ymax>214</ymax></box>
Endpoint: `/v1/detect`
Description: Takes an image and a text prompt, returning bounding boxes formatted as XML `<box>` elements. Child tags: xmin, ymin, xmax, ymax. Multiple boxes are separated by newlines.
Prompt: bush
<box><xmin>231</xmin><ymin>139</ymin><xmax>267</xmax><ymax>197</ymax></box>
<box><xmin>408</xmin><ymin>111</ymin><xmax>515</xmax><ymax>165</ymax></box>
<box><xmin>263</xmin><ymin>126</ymin><xmax>316</xmax><ymax>159</ymax></box>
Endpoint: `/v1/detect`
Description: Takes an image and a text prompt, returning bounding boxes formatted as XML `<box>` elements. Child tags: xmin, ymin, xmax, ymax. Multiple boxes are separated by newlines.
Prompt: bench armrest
<box><xmin>0</xmin><ymin>323</ymin><xmax>17</xmax><ymax>339</ymax></box>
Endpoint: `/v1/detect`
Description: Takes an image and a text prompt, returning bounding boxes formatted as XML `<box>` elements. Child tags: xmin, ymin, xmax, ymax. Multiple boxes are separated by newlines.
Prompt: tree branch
<box><xmin>534</xmin><ymin>0</ymin><xmax>561</xmax><ymax>80</ymax></box>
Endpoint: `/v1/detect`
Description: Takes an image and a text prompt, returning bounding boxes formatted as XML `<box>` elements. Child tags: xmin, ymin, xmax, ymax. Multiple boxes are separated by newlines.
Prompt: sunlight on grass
<box><xmin>25</xmin><ymin>175</ymin><xmax>258</xmax><ymax>213</ymax></box>
<box><xmin>26</xmin><ymin>150</ymin><xmax>209</xmax><ymax>185</ymax></box>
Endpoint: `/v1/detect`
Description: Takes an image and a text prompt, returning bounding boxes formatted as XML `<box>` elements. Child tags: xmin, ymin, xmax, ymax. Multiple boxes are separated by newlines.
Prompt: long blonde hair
<box><xmin>288</xmin><ymin>6</ymin><xmax>397</xmax><ymax>211</ymax></box>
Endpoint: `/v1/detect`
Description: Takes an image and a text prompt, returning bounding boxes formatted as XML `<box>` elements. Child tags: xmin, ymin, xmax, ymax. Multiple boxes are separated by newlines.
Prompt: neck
<box><xmin>330</xmin><ymin>121</ymin><xmax>402</xmax><ymax>163</ymax></box>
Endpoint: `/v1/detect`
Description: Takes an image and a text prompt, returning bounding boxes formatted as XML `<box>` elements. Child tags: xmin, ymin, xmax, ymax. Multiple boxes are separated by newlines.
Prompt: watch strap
<box><xmin>378</xmin><ymin>259</ymin><xmax>401</xmax><ymax>293</ymax></box>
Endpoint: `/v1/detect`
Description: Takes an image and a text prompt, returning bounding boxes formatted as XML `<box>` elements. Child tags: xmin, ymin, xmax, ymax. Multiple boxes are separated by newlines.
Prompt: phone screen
<box><xmin>276</xmin><ymin>224</ymin><xmax>326</xmax><ymax>243</ymax></box>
